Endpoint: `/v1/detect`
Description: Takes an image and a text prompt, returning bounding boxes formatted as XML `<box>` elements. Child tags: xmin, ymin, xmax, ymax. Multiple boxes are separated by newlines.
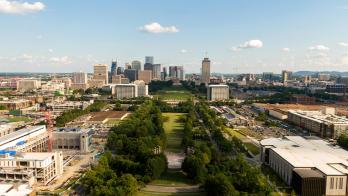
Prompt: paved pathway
<box><xmin>142</xmin><ymin>185</ymin><xmax>202</xmax><ymax>193</ymax></box>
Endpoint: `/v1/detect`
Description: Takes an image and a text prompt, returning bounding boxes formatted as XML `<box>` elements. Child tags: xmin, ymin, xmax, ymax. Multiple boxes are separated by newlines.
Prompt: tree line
<box><xmin>55</xmin><ymin>101</ymin><xmax>107</xmax><ymax>127</ymax></box>
<box><xmin>81</xmin><ymin>100</ymin><xmax>167</xmax><ymax>196</ymax></box>
<box><xmin>182</xmin><ymin>102</ymin><xmax>272</xmax><ymax>195</ymax></box>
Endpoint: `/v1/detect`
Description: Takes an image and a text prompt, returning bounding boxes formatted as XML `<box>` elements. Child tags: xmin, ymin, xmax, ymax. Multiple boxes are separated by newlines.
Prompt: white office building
<box><xmin>207</xmin><ymin>84</ymin><xmax>229</xmax><ymax>101</ymax></box>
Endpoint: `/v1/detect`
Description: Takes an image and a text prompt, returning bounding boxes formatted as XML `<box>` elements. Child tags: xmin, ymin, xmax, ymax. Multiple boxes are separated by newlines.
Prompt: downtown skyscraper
<box><xmin>201</xmin><ymin>57</ymin><xmax>211</xmax><ymax>85</ymax></box>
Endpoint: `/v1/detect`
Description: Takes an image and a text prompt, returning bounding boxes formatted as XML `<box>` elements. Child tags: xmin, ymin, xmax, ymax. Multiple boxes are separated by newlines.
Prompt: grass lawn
<box><xmin>154</xmin><ymin>86</ymin><xmax>193</xmax><ymax>101</ymax></box>
<box><xmin>163</xmin><ymin>113</ymin><xmax>185</xmax><ymax>153</ymax></box>
<box><xmin>150</xmin><ymin>169</ymin><xmax>194</xmax><ymax>187</ymax></box>
<box><xmin>7</xmin><ymin>116</ymin><xmax>31</xmax><ymax>122</ymax></box>
<box><xmin>244</xmin><ymin>142</ymin><xmax>260</xmax><ymax>155</ymax></box>
<box><xmin>137</xmin><ymin>192</ymin><xmax>205</xmax><ymax>196</ymax></box>
<box><xmin>105</xmin><ymin>119</ymin><xmax>120</xmax><ymax>125</ymax></box>
<box><xmin>225</xmin><ymin>127</ymin><xmax>246</xmax><ymax>140</ymax></box>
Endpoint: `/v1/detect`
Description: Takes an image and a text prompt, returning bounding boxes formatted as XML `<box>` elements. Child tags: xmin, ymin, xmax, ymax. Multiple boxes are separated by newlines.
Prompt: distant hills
<box><xmin>293</xmin><ymin>71</ymin><xmax>348</xmax><ymax>77</ymax></box>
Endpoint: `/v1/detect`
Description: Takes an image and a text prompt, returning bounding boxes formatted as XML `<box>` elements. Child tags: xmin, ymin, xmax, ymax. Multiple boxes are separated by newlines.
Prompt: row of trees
<box><xmin>81</xmin><ymin>101</ymin><xmax>168</xmax><ymax>195</ymax></box>
<box><xmin>55</xmin><ymin>101</ymin><xmax>107</xmax><ymax>127</ymax></box>
<box><xmin>182</xmin><ymin>102</ymin><xmax>272</xmax><ymax>196</ymax></box>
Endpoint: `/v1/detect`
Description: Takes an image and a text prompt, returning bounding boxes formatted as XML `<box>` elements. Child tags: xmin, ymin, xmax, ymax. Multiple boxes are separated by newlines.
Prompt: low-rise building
<box><xmin>207</xmin><ymin>84</ymin><xmax>229</xmax><ymax>101</ymax></box>
<box><xmin>53</xmin><ymin>128</ymin><xmax>93</xmax><ymax>153</ymax></box>
<box><xmin>0</xmin><ymin>99</ymin><xmax>35</xmax><ymax>110</ymax></box>
<box><xmin>113</xmin><ymin>84</ymin><xmax>138</xmax><ymax>99</ymax></box>
<box><xmin>0</xmin><ymin>151</ymin><xmax>63</xmax><ymax>185</ymax></box>
<box><xmin>17</xmin><ymin>79</ymin><xmax>41</xmax><ymax>92</ymax></box>
<box><xmin>134</xmin><ymin>80</ymin><xmax>148</xmax><ymax>97</ymax></box>
<box><xmin>287</xmin><ymin>108</ymin><xmax>348</xmax><ymax>138</ymax></box>
<box><xmin>260</xmin><ymin>136</ymin><xmax>348</xmax><ymax>196</ymax></box>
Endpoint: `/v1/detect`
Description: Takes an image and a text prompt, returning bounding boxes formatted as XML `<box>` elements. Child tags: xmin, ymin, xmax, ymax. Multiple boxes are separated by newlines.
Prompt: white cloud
<box><xmin>0</xmin><ymin>0</ymin><xmax>45</xmax><ymax>14</ymax></box>
<box><xmin>308</xmin><ymin>45</ymin><xmax>330</xmax><ymax>51</ymax></box>
<box><xmin>48</xmin><ymin>49</ymin><xmax>53</xmax><ymax>53</ymax></box>
<box><xmin>139</xmin><ymin>22</ymin><xmax>179</xmax><ymax>33</ymax></box>
<box><xmin>282</xmin><ymin>48</ymin><xmax>290</xmax><ymax>52</ymax></box>
<box><xmin>180</xmin><ymin>49</ymin><xmax>187</xmax><ymax>54</ymax></box>
<box><xmin>49</xmin><ymin>56</ymin><xmax>72</xmax><ymax>65</ymax></box>
<box><xmin>238</xmin><ymin>39</ymin><xmax>263</xmax><ymax>49</ymax></box>
<box><xmin>339</xmin><ymin>42</ymin><xmax>348</xmax><ymax>47</ymax></box>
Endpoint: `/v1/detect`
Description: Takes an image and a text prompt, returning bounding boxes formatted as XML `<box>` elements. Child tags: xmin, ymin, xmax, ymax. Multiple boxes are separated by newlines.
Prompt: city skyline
<box><xmin>1</xmin><ymin>0</ymin><xmax>348</xmax><ymax>74</ymax></box>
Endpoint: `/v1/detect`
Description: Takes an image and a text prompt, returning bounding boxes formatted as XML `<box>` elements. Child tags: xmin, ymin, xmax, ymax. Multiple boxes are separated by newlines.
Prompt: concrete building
<box><xmin>262</xmin><ymin>72</ymin><xmax>274</xmax><ymax>81</ymax></box>
<box><xmin>72</xmin><ymin>72</ymin><xmax>88</xmax><ymax>84</ymax></box>
<box><xmin>318</xmin><ymin>73</ymin><xmax>330</xmax><ymax>81</ymax></box>
<box><xmin>162</xmin><ymin>67</ymin><xmax>168</xmax><ymax>81</ymax></box>
<box><xmin>124</xmin><ymin>69</ymin><xmax>138</xmax><ymax>82</ymax></box>
<box><xmin>138</xmin><ymin>70</ymin><xmax>152</xmax><ymax>84</ymax></box>
<box><xmin>131</xmin><ymin>60</ymin><xmax>141</xmax><ymax>70</ymax></box>
<box><xmin>93</xmin><ymin>64</ymin><xmax>108</xmax><ymax>85</ymax></box>
<box><xmin>0</xmin><ymin>151</ymin><xmax>63</xmax><ymax>185</ymax></box>
<box><xmin>134</xmin><ymin>80</ymin><xmax>148</xmax><ymax>97</ymax></box>
<box><xmin>287</xmin><ymin>108</ymin><xmax>348</xmax><ymax>139</ymax></box>
<box><xmin>71</xmin><ymin>72</ymin><xmax>88</xmax><ymax>90</ymax></box>
<box><xmin>169</xmin><ymin>66</ymin><xmax>184</xmax><ymax>80</ymax></box>
<box><xmin>207</xmin><ymin>85</ymin><xmax>229</xmax><ymax>101</ymax></box>
<box><xmin>41</xmin><ymin>82</ymin><xmax>65</xmax><ymax>92</ymax></box>
<box><xmin>47</xmin><ymin>101</ymin><xmax>92</xmax><ymax>114</ymax></box>
<box><xmin>114</xmin><ymin>84</ymin><xmax>138</xmax><ymax>99</ymax></box>
<box><xmin>260</xmin><ymin>136</ymin><xmax>348</xmax><ymax>196</ymax></box>
<box><xmin>121</xmin><ymin>77</ymin><xmax>130</xmax><ymax>84</ymax></box>
<box><xmin>152</xmin><ymin>64</ymin><xmax>161</xmax><ymax>80</ymax></box>
<box><xmin>201</xmin><ymin>57</ymin><xmax>211</xmax><ymax>85</ymax></box>
<box><xmin>0</xmin><ymin>99</ymin><xmax>35</xmax><ymax>110</ymax></box>
<box><xmin>53</xmin><ymin>128</ymin><xmax>93</xmax><ymax>153</ymax></box>
<box><xmin>282</xmin><ymin>70</ymin><xmax>293</xmax><ymax>83</ymax></box>
<box><xmin>326</xmin><ymin>84</ymin><xmax>347</xmax><ymax>94</ymax></box>
<box><xmin>111</xmin><ymin>75</ymin><xmax>122</xmax><ymax>84</ymax></box>
<box><xmin>88</xmin><ymin>79</ymin><xmax>105</xmax><ymax>88</ymax></box>
<box><xmin>17</xmin><ymin>79</ymin><xmax>41</xmax><ymax>92</ymax></box>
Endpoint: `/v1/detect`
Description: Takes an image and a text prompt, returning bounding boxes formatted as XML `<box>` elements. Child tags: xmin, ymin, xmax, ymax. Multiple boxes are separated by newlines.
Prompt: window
<box><xmin>330</xmin><ymin>177</ymin><xmax>334</xmax><ymax>189</ymax></box>
<box><xmin>339</xmin><ymin>177</ymin><xmax>343</xmax><ymax>189</ymax></box>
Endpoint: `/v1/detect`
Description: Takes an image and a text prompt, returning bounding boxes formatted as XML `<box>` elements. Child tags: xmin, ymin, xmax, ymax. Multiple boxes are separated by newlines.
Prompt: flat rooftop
<box><xmin>261</xmin><ymin>136</ymin><xmax>348</xmax><ymax>176</ymax></box>
<box><xmin>288</xmin><ymin>109</ymin><xmax>348</xmax><ymax>125</ymax></box>
<box><xmin>0</xmin><ymin>126</ymin><xmax>46</xmax><ymax>147</ymax></box>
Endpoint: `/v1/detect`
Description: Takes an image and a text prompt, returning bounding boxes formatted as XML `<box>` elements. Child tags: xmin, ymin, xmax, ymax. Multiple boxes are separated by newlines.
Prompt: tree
<box><xmin>204</xmin><ymin>174</ymin><xmax>238</xmax><ymax>196</ymax></box>
<box><xmin>182</xmin><ymin>155</ymin><xmax>207</xmax><ymax>182</ymax></box>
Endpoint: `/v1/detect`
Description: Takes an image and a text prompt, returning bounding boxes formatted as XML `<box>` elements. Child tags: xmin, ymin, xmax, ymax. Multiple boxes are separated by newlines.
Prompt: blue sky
<box><xmin>1</xmin><ymin>0</ymin><xmax>348</xmax><ymax>73</ymax></box>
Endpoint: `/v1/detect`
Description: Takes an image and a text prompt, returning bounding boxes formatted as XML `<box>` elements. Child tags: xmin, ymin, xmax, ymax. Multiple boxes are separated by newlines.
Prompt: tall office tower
<box><xmin>72</xmin><ymin>72</ymin><xmax>88</xmax><ymax>84</ymax></box>
<box><xmin>111</xmin><ymin>60</ymin><xmax>117</xmax><ymax>76</ymax></box>
<box><xmin>131</xmin><ymin>60</ymin><xmax>142</xmax><ymax>70</ymax></box>
<box><xmin>93</xmin><ymin>64</ymin><xmax>109</xmax><ymax>84</ymax></box>
<box><xmin>162</xmin><ymin>67</ymin><xmax>167</xmax><ymax>80</ymax></box>
<box><xmin>262</xmin><ymin>72</ymin><xmax>274</xmax><ymax>81</ymax></box>
<box><xmin>282</xmin><ymin>70</ymin><xmax>293</xmax><ymax>83</ymax></box>
<box><xmin>125</xmin><ymin>63</ymin><xmax>131</xmax><ymax>70</ymax></box>
<box><xmin>124</xmin><ymin>69</ymin><xmax>138</xmax><ymax>82</ymax></box>
<box><xmin>144</xmin><ymin>63</ymin><xmax>153</xmax><ymax>71</ymax></box>
<box><xmin>145</xmin><ymin>56</ymin><xmax>154</xmax><ymax>64</ymax></box>
<box><xmin>138</xmin><ymin>70</ymin><xmax>152</xmax><ymax>84</ymax></box>
<box><xmin>152</xmin><ymin>64</ymin><xmax>161</xmax><ymax>80</ymax></box>
<box><xmin>169</xmin><ymin>66</ymin><xmax>184</xmax><ymax>80</ymax></box>
<box><xmin>201</xmin><ymin>57</ymin><xmax>211</xmax><ymax>85</ymax></box>
<box><xmin>116</xmin><ymin>66</ymin><xmax>124</xmax><ymax>75</ymax></box>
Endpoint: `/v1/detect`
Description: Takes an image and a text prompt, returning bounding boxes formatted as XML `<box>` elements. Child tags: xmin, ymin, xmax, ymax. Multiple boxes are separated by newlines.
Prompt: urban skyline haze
<box><xmin>1</xmin><ymin>0</ymin><xmax>348</xmax><ymax>73</ymax></box>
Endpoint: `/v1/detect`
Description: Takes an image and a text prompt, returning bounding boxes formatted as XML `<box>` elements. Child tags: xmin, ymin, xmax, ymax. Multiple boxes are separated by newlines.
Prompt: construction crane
<box><xmin>45</xmin><ymin>111</ymin><xmax>53</xmax><ymax>152</ymax></box>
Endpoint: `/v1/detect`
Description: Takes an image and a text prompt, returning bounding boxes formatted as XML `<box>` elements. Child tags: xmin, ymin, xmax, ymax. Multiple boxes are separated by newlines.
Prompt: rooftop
<box><xmin>261</xmin><ymin>136</ymin><xmax>348</xmax><ymax>176</ymax></box>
